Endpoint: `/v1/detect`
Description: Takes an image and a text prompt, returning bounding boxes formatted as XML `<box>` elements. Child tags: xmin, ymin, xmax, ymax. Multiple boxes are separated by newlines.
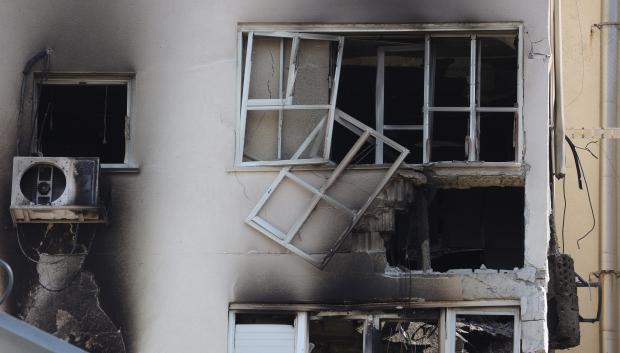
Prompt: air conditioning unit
<box><xmin>10</xmin><ymin>157</ymin><xmax>107</xmax><ymax>224</ymax></box>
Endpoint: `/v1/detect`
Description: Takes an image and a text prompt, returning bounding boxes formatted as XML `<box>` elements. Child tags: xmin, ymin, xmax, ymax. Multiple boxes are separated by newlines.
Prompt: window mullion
<box><xmin>423</xmin><ymin>34</ymin><xmax>431</xmax><ymax>163</ymax></box>
<box><xmin>284</xmin><ymin>35</ymin><xmax>300</xmax><ymax>104</ymax></box>
<box><xmin>468</xmin><ymin>35</ymin><xmax>478</xmax><ymax>161</ymax></box>
<box><xmin>294</xmin><ymin>312</ymin><xmax>308</xmax><ymax>353</ymax></box>
<box><xmin>375</xmin><ymin>48</ymin><xmax>385</xmax><ymax>164</ymax></box>
<box><xmin>277</xmin><ymin>38</ymin><xmax>284</xmax><ymax>160</ymax></box>
<box><xmin>237</xmin><ymin>32</ymin><xmax>254</xmax><ymax>164</ymax></box>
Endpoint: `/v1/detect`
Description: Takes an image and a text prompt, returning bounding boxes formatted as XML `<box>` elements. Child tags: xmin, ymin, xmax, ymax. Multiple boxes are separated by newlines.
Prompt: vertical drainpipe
<box><xmin>600</xmin><ymin>0</ymin><xmax>619</xmax><ymax>352</ymax></box>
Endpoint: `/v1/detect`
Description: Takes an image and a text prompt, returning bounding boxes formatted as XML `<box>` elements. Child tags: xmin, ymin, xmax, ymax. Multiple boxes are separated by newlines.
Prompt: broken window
<box><xmin>446</xmin><ymin>308</ymin><xmax>520</xmax><ymax>353</ymax></box>
<box><xmin>33</xmin><ymin>74</ymin><xmax>135</xmax><ymax>170</ymax></box>
<box><xmin>237</xmin><ymin>32</ymin><xmax>344</xmax><ymax>166</ymax></box>
<box><xmin>246</xmin><ymin>110</ymin><xmax>408</xmax><ymax>268</ymax></box>
<box><xmin>240</xmin><ymin>26</ymin><xmax>522</xmax><ymax>269</ymax></box>
<box><xmin>229</xmin><ymin>306</ymin><xmax>517</xmax><ymax>353</ymax></box>
<box><xmin>335</xmin><ymin>31</ymin><xmax>521</xmax><ymax>165</ymax></box>
<box><xmin>385</xmin><ymin>187</ymin><xmax>524</xmax><ymax>272</ymax></box>
<box><xmin>238</xmin><ymin>28</ymin><xmax>521</xmax><ymax>167</ymax></box>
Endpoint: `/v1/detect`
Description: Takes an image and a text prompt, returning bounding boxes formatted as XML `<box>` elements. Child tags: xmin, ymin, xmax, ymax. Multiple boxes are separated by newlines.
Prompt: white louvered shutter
<box><xmin>234</xmin><ymin>324</ymin><xmax>296</xmax><ymax>353</ymax></box>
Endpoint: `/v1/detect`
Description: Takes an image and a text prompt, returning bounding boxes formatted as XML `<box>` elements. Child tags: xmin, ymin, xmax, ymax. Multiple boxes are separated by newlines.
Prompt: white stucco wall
<box><xmin>0</xmin><ymin>1</ymin><xmax>551</xmax><ymax>352</ymax></box>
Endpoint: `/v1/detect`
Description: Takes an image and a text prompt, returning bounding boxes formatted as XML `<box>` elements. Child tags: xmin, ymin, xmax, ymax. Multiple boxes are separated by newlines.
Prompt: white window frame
<box><xmin>33</xmin><ymin>73</ymin><xmax>138</xmax><ymax>172</ymax></box>
<box><xmin>376</xmin><ymin>32</ymin><xmax>523</xmax><ymax>164</ymax></box>
<box><xmin>236</xmin><ymin>31</ymin><xmax>345</xmax><ymax>167</ymax></box>
<box><xmin>236</xmin><ymin>23</ymin><xmax>524</xmax><ymax>169</ymax></box>
<box><xmin>375</xmin><ymin>44</ymin><xmax>426</xmax><ymax>164</ymax></box>
<box><xmin>228</xmin><ymin>305</ymin><xmax>521</xmax><ymax>353</ymax></box>
<box><xmin>245</xmin><ymin>109</ymin><xmax>409</xmax><ymax>268</ymax></box>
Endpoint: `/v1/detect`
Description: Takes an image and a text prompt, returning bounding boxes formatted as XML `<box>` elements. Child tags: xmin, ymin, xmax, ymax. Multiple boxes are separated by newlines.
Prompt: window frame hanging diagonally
<box><xmin>236</xmin><ymin>31</ymin><xmax>345</xmax><ymax>167</ymax></box>
<box><xmin>245</xmin><ymin>109</ymin><xmax>409</xmax><ymax>269</ymax></box>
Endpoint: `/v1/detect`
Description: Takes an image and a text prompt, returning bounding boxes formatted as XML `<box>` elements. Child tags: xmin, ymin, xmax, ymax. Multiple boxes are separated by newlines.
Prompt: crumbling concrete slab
<box><xmin>21</xmin><ymin>252</ymin><xmax>125</xmax><ymax>353</ymax></box>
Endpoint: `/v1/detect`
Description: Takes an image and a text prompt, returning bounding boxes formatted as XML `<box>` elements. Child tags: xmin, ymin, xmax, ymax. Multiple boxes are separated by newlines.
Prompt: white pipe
<box><xmin>554</xmin><ymin>0</ymin><xmax>566</xmax><ymax>177</ymax></box>
<box><xmin>600</xmin><ymin>0</ymin><xmax>619</xmax><ymax>351</ymax></box>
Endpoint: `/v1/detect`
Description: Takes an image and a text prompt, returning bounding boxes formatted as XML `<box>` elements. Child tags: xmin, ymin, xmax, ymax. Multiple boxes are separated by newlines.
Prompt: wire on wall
<box><xmin>563</xmin><ymin>136</ymin><xmax>596</xmax><ymax>249</ymax></box>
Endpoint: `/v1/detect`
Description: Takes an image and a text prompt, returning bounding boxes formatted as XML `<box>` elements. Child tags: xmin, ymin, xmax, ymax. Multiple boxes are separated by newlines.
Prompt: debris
<box><xmin>21</xmin><ymin>251</ymin><xmax>125</xmax><ymax>353</ymax></box>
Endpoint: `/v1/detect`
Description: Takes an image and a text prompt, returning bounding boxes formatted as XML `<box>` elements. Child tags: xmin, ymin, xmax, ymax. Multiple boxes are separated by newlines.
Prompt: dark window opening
<box><xmin>455</xmin><ymin>315</ymin><xmax>515</xmax><ymax>353</ymax></box>
<box><xmin>235</xmin><ymin>313</ymin><xmax>296</xmax><ymax>325</ymax></box>
<box><xmin>386</xmin><ymin>187</ymin><xmax>524</xmax><ymax>272</ymax></box>
<box><xmin>36</xmin><ymin>84</ymin><xmax>127</xmax><ymax>164</ymax></box>
<box><xmin>430</xmin><ymin>112</ymin><xmax>469</xmax><ymax>162</ymax></box>
<box><xmin>309</xmin><ymin>317</ymin><xmax>364</xmax><ymax>353</ymax></box>
<box><xmin>431</xmin><ymin>38</ymin><xmax>471</xmax><ymax>107</ymax></box>
<box><xmin>478</xmin><ymin>112</ymin><xmax>516</xmax><ymax>162</ymax></box>
<box><xmin>479</xmin><ymin>36</ymin><xmax>519</xmax><ymax>107</ymax></box>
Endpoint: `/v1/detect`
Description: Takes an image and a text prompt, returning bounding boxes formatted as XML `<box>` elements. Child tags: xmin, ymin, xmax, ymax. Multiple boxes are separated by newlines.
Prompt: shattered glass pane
<box><xmin>243</xmin><ymin>110</ymin><xmax>279</xmax><ymax>162</ymax></box>
<box><xmin>281</xmin><ymin>109</ymin><xmax>328</xmax><ymax>159</ymax></box>
<box><xmin>243</xmin><ymin>109</ymin><xmax>328</xmax><ymax>162</ymax></box>
<box><xmin>248</xmin><ymin>36</ymin><xmax>292</xmax><ymax>100</ymax></box>
<box><xmin>290</xmin><ymin>39</ymin><xmax>333</xmax><ymax>105</ymax></box>
<box><xmin>455</xmin><ymin>315</ymin><xmax>514</xmax><ymax>353</ymax></box>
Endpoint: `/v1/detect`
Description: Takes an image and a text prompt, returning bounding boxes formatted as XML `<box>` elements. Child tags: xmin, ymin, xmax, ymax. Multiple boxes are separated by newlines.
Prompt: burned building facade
<box><xmin>0</xmin><ymin>0</ymin><xmax>552</xmax><ymax>352</ymax></box>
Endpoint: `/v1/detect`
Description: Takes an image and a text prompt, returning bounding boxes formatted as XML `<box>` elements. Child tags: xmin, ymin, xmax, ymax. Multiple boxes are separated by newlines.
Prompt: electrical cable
<box><xmin>575</xmin><ymin>154</ymin><xmax>595</xmax><ymax>249</ymax></box>
<box><xmin>561</xmin><ymin>177</ymin><xmax>567</xmax><ymax>253</ymax></box>
<box><xmin>564</xmin><ymin>136</ymin><xmax>596</xmax><ymax>249</ymax></box>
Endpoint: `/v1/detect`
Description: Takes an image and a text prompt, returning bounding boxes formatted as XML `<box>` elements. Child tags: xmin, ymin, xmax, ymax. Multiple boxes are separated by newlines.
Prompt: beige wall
<box><xmin>557</xmin><ymin>0</ymin><xmax>603</xmax><ymax>352</ymax></box>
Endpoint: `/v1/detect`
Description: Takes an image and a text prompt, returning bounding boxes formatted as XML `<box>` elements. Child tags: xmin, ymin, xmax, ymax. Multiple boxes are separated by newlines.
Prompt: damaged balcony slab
<box><xmin>422</xmin><ymin>163</ymin><xmax>527</xmax><ymax>189</ymax></box>
<box><xmin>21</xmin><ymin>252</ymin><xmax>125</xmax><ymax>353</ymax></box>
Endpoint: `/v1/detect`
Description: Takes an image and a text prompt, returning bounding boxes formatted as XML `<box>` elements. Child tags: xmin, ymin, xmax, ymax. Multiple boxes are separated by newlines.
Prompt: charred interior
<box><xmin>333</xmin><ymin>33</ymin><xmax>518</xmax><ymax>164</ymax></box>
<box><xmin>385</xmin><ymin>187</ymin><xmax>525</xmax><ymax>272</ymax></box>
<box><xmin>36</xmin><ymin>83</ymin><xmax>127</xmax><ymax>164</ymax></box>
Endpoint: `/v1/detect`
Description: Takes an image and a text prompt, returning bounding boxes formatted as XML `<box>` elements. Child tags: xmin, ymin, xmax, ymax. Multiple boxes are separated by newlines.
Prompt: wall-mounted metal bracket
<box><xmin>576</xmin><ymin>272</ymin><xmax>601</xmax><ymax>323</ymax></box>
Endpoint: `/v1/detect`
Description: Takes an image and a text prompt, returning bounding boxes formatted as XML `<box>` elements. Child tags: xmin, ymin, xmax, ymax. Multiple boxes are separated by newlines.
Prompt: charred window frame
<box><xmin>32</xmin><ymin>73</ymin><xmax>138</xmax><ymax>172</ymax></box>
<box><xmin>235</xmin><ymin>24</ymin><xmax>524</xmax><ymax>169</ymax></box>
<box><xmin>228</xmin><ymin>306</ymin><xmax>520</xmax><ymax>353</ymax></box>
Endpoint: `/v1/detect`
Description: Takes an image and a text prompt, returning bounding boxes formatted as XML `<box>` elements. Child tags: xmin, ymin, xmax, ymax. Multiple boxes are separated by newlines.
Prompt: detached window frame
<box><xmin>33</xmin><ymin>73</ymin><xmax>138</xmax><ymax>172</ymax></box>
<box><xmin>228</xmin><ymin>305</ymin><xmax>521</xmax><ymax>353</ymax></box>
<box><xmin>236</xmin><ymin>24</ymin><xmax>524</xmax><ymax>168</ymax></box>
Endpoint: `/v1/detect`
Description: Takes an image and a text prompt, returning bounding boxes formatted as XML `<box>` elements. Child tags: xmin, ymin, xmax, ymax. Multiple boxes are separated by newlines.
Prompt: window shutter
<box><xmin>234</xmin><ymin>324</ymin><xmax>296</xmax><ymax>353</ymax></box>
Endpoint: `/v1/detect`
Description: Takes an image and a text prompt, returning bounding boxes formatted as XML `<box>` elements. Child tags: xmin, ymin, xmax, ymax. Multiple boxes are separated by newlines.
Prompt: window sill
<box><xmin>228</xmin><ymin>161</ymin><xmax>525</xmax><ymax>174</ymax></box>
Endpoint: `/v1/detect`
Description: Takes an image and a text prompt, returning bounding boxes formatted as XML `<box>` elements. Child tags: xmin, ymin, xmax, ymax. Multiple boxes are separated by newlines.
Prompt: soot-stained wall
<box><xmin>0</xmin><ymin>1</ymin><xmax>550</xmax><ymax>352</ymax></box>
